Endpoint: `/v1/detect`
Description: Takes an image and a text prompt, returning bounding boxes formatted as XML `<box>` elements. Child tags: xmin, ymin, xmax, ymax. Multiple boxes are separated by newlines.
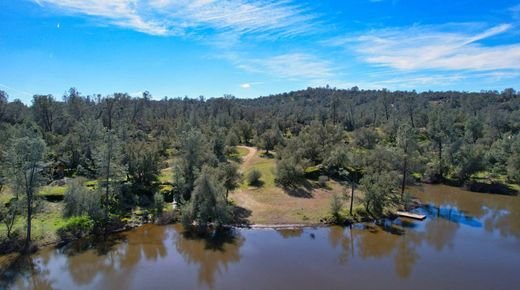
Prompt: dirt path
<box><xmin>237</xmin><ymin>145</ymin><xmax>257</xmax><ymax>172</ymax></box>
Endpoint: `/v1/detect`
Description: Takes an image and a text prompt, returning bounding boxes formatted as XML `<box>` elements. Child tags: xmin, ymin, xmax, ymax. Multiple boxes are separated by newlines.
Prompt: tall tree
<box><xmin>95</xmin><ymin>129</ymin><xmax>125</xmax><ymax>228</ymax></box>
<box><xmin>4</xmin><ymin>129</ymin><xmax>46</xmax><ymax>252</ymax></box>
<box><xmin>396</xmin><ymin>123</ymin><xmax>417</xmax><ymax>199</ymax></box>
<box><xmin>427</xmin><ymin>108</ymin><xmax>453</xmax><ymax>182</ymax></box>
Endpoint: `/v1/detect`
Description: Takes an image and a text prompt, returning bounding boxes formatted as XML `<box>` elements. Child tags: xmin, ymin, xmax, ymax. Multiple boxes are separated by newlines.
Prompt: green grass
<box><xmin>159</xmin><ymin>167</ymin><xmax>174</xmax><ymax>183</ymax></box>
<box><xmin>38</xmin><ymin>185</ymin><xmax>67</xmax><ymax>201</ymax></box>
<box><xmin>0</xmin><ymin>201</ymin><xmax>66</xmax><ymax>244</ymax></box>
<box><xmin>237</xmin><ymin>147</ymin><xmax>249</xmax><ymax>158</ymax></box>
<box><xmin>241</xmin><ymin>153</ymin><xmax>276</xmax><ymax>188</ymax></box>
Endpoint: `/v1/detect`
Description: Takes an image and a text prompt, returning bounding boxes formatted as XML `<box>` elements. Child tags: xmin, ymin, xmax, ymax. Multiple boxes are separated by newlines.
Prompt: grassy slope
<box><xmin>230</xmin><ymin>147</ymin><xmax>353</xmax><ymax>224</ymax></box>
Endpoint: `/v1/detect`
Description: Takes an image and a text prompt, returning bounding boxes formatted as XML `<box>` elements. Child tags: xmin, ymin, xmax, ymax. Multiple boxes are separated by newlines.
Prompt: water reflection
<box><xmin>1</xmin><ymin>184</ymin><xmax>519</xmax><ymax>290</ymax></box>
<box><xmin>175</xmin><ymin>226</ymin><xmax>244</xmax><ymax>288</ymax></box>
<box><xmin>276</xmin><ymin>228</ymin><xmax>304</xmax><ymax>239</ymax></box>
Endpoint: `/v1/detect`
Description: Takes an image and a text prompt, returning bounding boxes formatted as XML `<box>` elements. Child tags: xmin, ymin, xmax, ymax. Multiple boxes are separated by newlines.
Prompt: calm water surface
<box><xmin>2</xmin><ymin>184</ymin><xmax>520</xmax><ymax>290</ymax></box>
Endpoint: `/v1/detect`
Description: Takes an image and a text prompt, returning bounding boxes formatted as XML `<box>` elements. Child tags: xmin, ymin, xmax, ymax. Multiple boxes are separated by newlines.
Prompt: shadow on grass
<box><xmin>248</xmin><ymin>180</ymin><xmax>264</xmax><ymax>188</ymax></box>
<box><xmin>280</xmin><ymin>179</ymin><xmax>315</xmax><ymax>198</ymax></box>
<box><xmin>259</xmin><ymin>152</ymin><xmax>275</xmax><ymax>159</ymax></box>
<box><xmin>231</xmin><ymin>205</ymin><xmax>252</xmax><ymax>226</ymax></box>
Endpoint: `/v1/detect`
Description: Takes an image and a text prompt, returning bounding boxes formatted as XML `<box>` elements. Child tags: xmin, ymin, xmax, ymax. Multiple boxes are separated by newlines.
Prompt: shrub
<box><xmin>63</xmin><ymin>179</ymin><xmax>103</xmax><ymax>222</ymax></box>
<box><xmin>318</xmin><ymin>175</ymin><xmax>328</xmax><ymax>188</ymax></box>
<box><xmin>247</xmin><ymin>169</ymin><xmax>262</xmax><ymax>186</ymax></box>
<box><xmin>153</xmin><ymin>192</ymin><xmax>165</xmax><ymax>217</ymax></box>
<box><xmin>275</xmin><ymin>157</ymin><xmax>304</xmax><ymax>187</ymax></box>
<box><xmin>329</xmin><ymin>194</ymin><xmax>342</xmax><ymax>223</ymax></box>
<box><xmin>57</xmin><ymin>216</ymin><xmax>94</xmax><ymax>240</ymax></box>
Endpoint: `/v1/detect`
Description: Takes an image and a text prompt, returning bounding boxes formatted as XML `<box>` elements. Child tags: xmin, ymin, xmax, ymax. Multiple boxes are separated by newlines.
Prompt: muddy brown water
<box><xmin>2</xmin><ymin>184</ymin><xmax>520</xmax><ymax>290</ymax></box>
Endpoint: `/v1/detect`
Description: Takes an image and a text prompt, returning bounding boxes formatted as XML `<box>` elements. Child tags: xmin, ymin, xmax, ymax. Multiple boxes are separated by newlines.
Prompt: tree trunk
<box><xmin>438</xmin><ymin>141</ymin><xmax>443</xmax><ymax>181</ymax></box>
<box><xmin>349</xmin><ymin>181</ymin><xmax>355</xmax><ymax>215</ymax></box>
<box><xmin>25</xmin><ymin>196</ymin><xmax>32</xmax><ymax>252</ymax></box>
<box><xmin>105</xmin><ymin>131</ymin><xmax>112</xmax><ymax>233</ymax></box>
<box><xmin>401</xmin><ymin>157</ymin><xmax>407</xmax><ymax>200</ymax></box>
<box><xmin>25</xmin><ymin>162</ymin><xmax>36</xmax><ymax>253</ymax></box>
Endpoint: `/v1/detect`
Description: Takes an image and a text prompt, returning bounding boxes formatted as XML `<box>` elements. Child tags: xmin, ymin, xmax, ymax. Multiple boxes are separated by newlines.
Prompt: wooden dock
<box><xmin>396</xmin><ymin>211</ymin><xmax>426</xmax><ymax>220</ymax></box>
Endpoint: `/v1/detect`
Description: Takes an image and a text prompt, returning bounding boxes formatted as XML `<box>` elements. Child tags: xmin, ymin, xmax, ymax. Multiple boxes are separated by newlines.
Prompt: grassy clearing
<box><xmin>38</xmin><ymin>185</ymin><xmax>67</xmax><ymax>201</ymax></box>
<box><xmin>237</xmin><ymin>146</ymin><xmax>249</xmax><ymax>158</ymax></box>
<box><xmin>0</xmin><ymin>200</ymin><xmax>65</xmax><ymax>244</ymax></box>
<box><xmin>230</xmin><ymin>147</ymin><xmax>357</xmax><ymax>224</ymax></box>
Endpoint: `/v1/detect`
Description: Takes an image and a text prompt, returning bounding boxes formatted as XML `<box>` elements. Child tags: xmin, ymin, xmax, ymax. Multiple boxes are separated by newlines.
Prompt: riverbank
<box><xmin>230</xmin><ymin>146</ymin><xmax>358</xmax><ymax>225</ymax></box>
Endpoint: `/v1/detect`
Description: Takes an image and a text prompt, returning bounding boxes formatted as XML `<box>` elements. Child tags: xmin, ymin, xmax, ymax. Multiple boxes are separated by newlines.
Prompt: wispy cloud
<box><xmin>232</xmin><ymin>53</ymin><xmax>334</xmax><ymax>80</ymax></box>
<box><xmin>338</xmin><ymin>23</ymin><xmax>520</xmax><ymax>71</ymax></box>
<box><xmin>33</xmin><ymin>0</ymin><xmax>318</xmax><ymax>37</ymax></box>
<box><xmin>0</xmin><ymin>83</ymin><xmax>34</xmax><ymax>98</ymax></box>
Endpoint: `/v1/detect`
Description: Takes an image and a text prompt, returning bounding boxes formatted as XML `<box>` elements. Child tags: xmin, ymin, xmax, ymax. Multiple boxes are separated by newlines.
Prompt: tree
<box><xmin>427</xmin><ymin>108</ymin><xmax>453</xmax><ymax>182</ymax></box>
<box><xmin>4</xmin><ymin>130</ymin><xmax>46</xmax><ymax>252</ymax></box>
<box><xmin>182</xmin><ymin>167</ymin><xmax>232</xmax><ymax>228</ymax></box>
<box><xmin>177</xmin><ymin>130</ymin><xmax>213</xmax><ymax>198</ymax></box>
<box><xmin>0</xmin><ymin>198</ymin><xmax>22</xmax><ymax>239</ymax></box>
<box><xmin>275</xmin><ymin>157</ymin><xmax>304</xmax><ymax>187</ymax></box>
<box><xmin>63</xmin><ymin>179</ymin><xmax>103</xmax><ymax>222</ymax></box>
<box><xmin>0</xmin><ymin>90</ymin><xmax>7</xmax><ymax>122</ymax></box>
<box><xmin>507</xmin><ymin>136</ymin><xmax>520</xmax><ymax>184</ymax></box>
<box><xmin>258</xmin><ymin>129</ymin><xmax>282</xmax><ymax>154</ymax></box>
<box><xmin>360</xmin><ymin>170</ymin><xmax>399</xmax><ymax>217</ymax></box>
<box><xmin>95</xmin><ymin>129</ymin><xmax>125</xmax><ymax>229</ymax></box>
<box><xmin>32</xmin><ymin>94</ymin><xmax>60</xmax><ymax>133</ymax></box>
<box><xmin>217</xmin><ymin>163</ymin><xmax>241</xmax><ymax>201</ymax></box>
<box><xmin>396</xmin><ymin>123</ymin><xmax>418</xmax><ymax>199</ymax></box>
<box><xmin>125</xmin><ymin>141</ymin><xmax>160</xmax><ymax>186</ymax></box>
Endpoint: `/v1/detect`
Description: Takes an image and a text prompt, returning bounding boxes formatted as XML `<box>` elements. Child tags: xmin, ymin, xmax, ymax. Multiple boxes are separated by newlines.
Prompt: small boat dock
<box><xmin>396</xmin><ymin>211</ymin><xmax>427</xmax><ymax>220</ymax></box>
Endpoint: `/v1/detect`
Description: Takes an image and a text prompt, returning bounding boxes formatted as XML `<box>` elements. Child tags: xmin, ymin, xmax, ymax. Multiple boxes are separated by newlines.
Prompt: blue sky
<box><xmin>1</xmin><ymin>0</ymin><xmax>520</xmax><ymax>102</ymax></box>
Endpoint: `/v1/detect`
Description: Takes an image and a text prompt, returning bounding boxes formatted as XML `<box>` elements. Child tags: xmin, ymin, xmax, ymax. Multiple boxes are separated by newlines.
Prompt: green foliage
<box><xmin>360</xmin><ymin>170</ymin><xmax>399</xmax><ymax>217</ymax></box>
<box><xmin>275</xmin><ymin>157</ymin><xmax>305</xmax><ymax>187</ymax></box>
<box><xmin>507</xmin><ymin>136</ymin><xmax>520</xmax><ymax>184</ymax></box>
<box><xmin>57</xmin><ymin>216</ymin><xmax>94</xmax><ymax>240</ymax></box>
<box><xmin>181</xmin><ymin>167</ymin><xmax>232</xmax><ymax>228</ymax></box>
<box><xmin>38</xmin><ymin>185</ymin><xmax>67</xmax><ymax>201</ymax></box>
<box><xmin>217</xmin><ymin>163</ymin><xmax>241</xmax><ymax>197</ymax></box>
<box><xmin>318</xmin><ymin>175</ymin><xmax>328</xmax><ymax>188</ymax></box>
<box><xmin>0</xmin><ymin>198</ymin><xmax>22</xmax><ymax>239</ymax></box>
<box><xmin>247</xmin><ymin>169</ymin><xmax>262</xmax><ymax>186</ymax></box>
<box><xmin>329</xmin><ymin>193</ymin><xmax>342</xmax><ymax>222</ymax></box>
<box><xmin>63</xmin><ymin>179</ymin><xmax>103</xmax><ymax>223</ymax></box>
<box><xmin>125</xmin><ymin>141</ymin><xmax>160</xmax><ymax>186</ymax></box>
<box><xmin>153</xmin><ymin>192</ymin><xmax>165</xmax><ymax>217</ymax></box>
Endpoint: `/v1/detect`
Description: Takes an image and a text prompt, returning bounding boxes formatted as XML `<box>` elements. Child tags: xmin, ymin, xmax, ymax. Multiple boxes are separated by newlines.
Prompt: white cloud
<box><xmin>33</xmin><ymin>0</ymin><xmax>317</xmax><ymax>36</ymax></box>
<box><xmin>236</xmin><ymin>53</ymin><xmax>334</xmax><ymax>80</ymax></box>
<box><xmin>240</xmin><ymin>83</ymin><xmax>251</xmax><ymax>88</ymax></box>
<box><xmin>342</xmin><ymin>23</ymin><xmax>520</xmax><ymax>71</ymax></box>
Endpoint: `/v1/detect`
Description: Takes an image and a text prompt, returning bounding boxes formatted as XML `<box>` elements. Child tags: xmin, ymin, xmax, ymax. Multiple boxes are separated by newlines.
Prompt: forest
<box><xmin>0</xmin><ymin>86</ymin><xmax>519</xmax><ymax>255</ymax></box>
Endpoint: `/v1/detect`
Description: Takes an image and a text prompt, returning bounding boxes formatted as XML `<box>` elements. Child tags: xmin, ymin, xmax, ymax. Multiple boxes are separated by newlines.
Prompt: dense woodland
<box><xmin>1</xmin><ymin>86</ymin><xmax>520</xmax><ymax>253</ymax></box>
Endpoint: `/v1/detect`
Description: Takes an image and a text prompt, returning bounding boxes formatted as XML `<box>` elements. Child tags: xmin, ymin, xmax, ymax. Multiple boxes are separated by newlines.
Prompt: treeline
<box><xmin>0</xmin><ymin>86</ymin><xmax>520</xmax><ymax>249</ymax></box>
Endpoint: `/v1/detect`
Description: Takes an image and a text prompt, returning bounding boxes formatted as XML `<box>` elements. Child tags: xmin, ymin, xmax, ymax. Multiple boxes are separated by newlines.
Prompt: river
<box><xmin>2</xmin><ymin>184</ymin><xmax>520</xmax><ymax>290</ymax></box>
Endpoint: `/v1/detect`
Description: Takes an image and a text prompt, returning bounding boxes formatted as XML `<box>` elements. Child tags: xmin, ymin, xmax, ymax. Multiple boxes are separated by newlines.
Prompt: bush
<box><xmin>318</xmin><ymin>175</ymin><xmax>328</xmax><ymax>188</ymax></box>
<box><xmin>275</xmin><ymin>157</ymin><xmax>304</xmax><ymax>187</ymax></box>
<box><xmin>329</xmin><ymin>194</ymin><xmax>342</xmax><ymax>223</ymax></box>
<box><xmin>153</xmin><ymin>192</ymin><xmax>165</xmax><ymax>217</ymax></box>
<box><xmin>247</xmin><ymin>169</ymin><xmax>262</xmax><ymax>186</ymax></box>
<box><xmin>57</xmin><ymin>216</ymin><xmax>94</xmax><ymax>240</ymax></box>
<box><xmin>63</xmin><ymin>179</ymin><xmax>103</xmax><ymax>222</ymax></box>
